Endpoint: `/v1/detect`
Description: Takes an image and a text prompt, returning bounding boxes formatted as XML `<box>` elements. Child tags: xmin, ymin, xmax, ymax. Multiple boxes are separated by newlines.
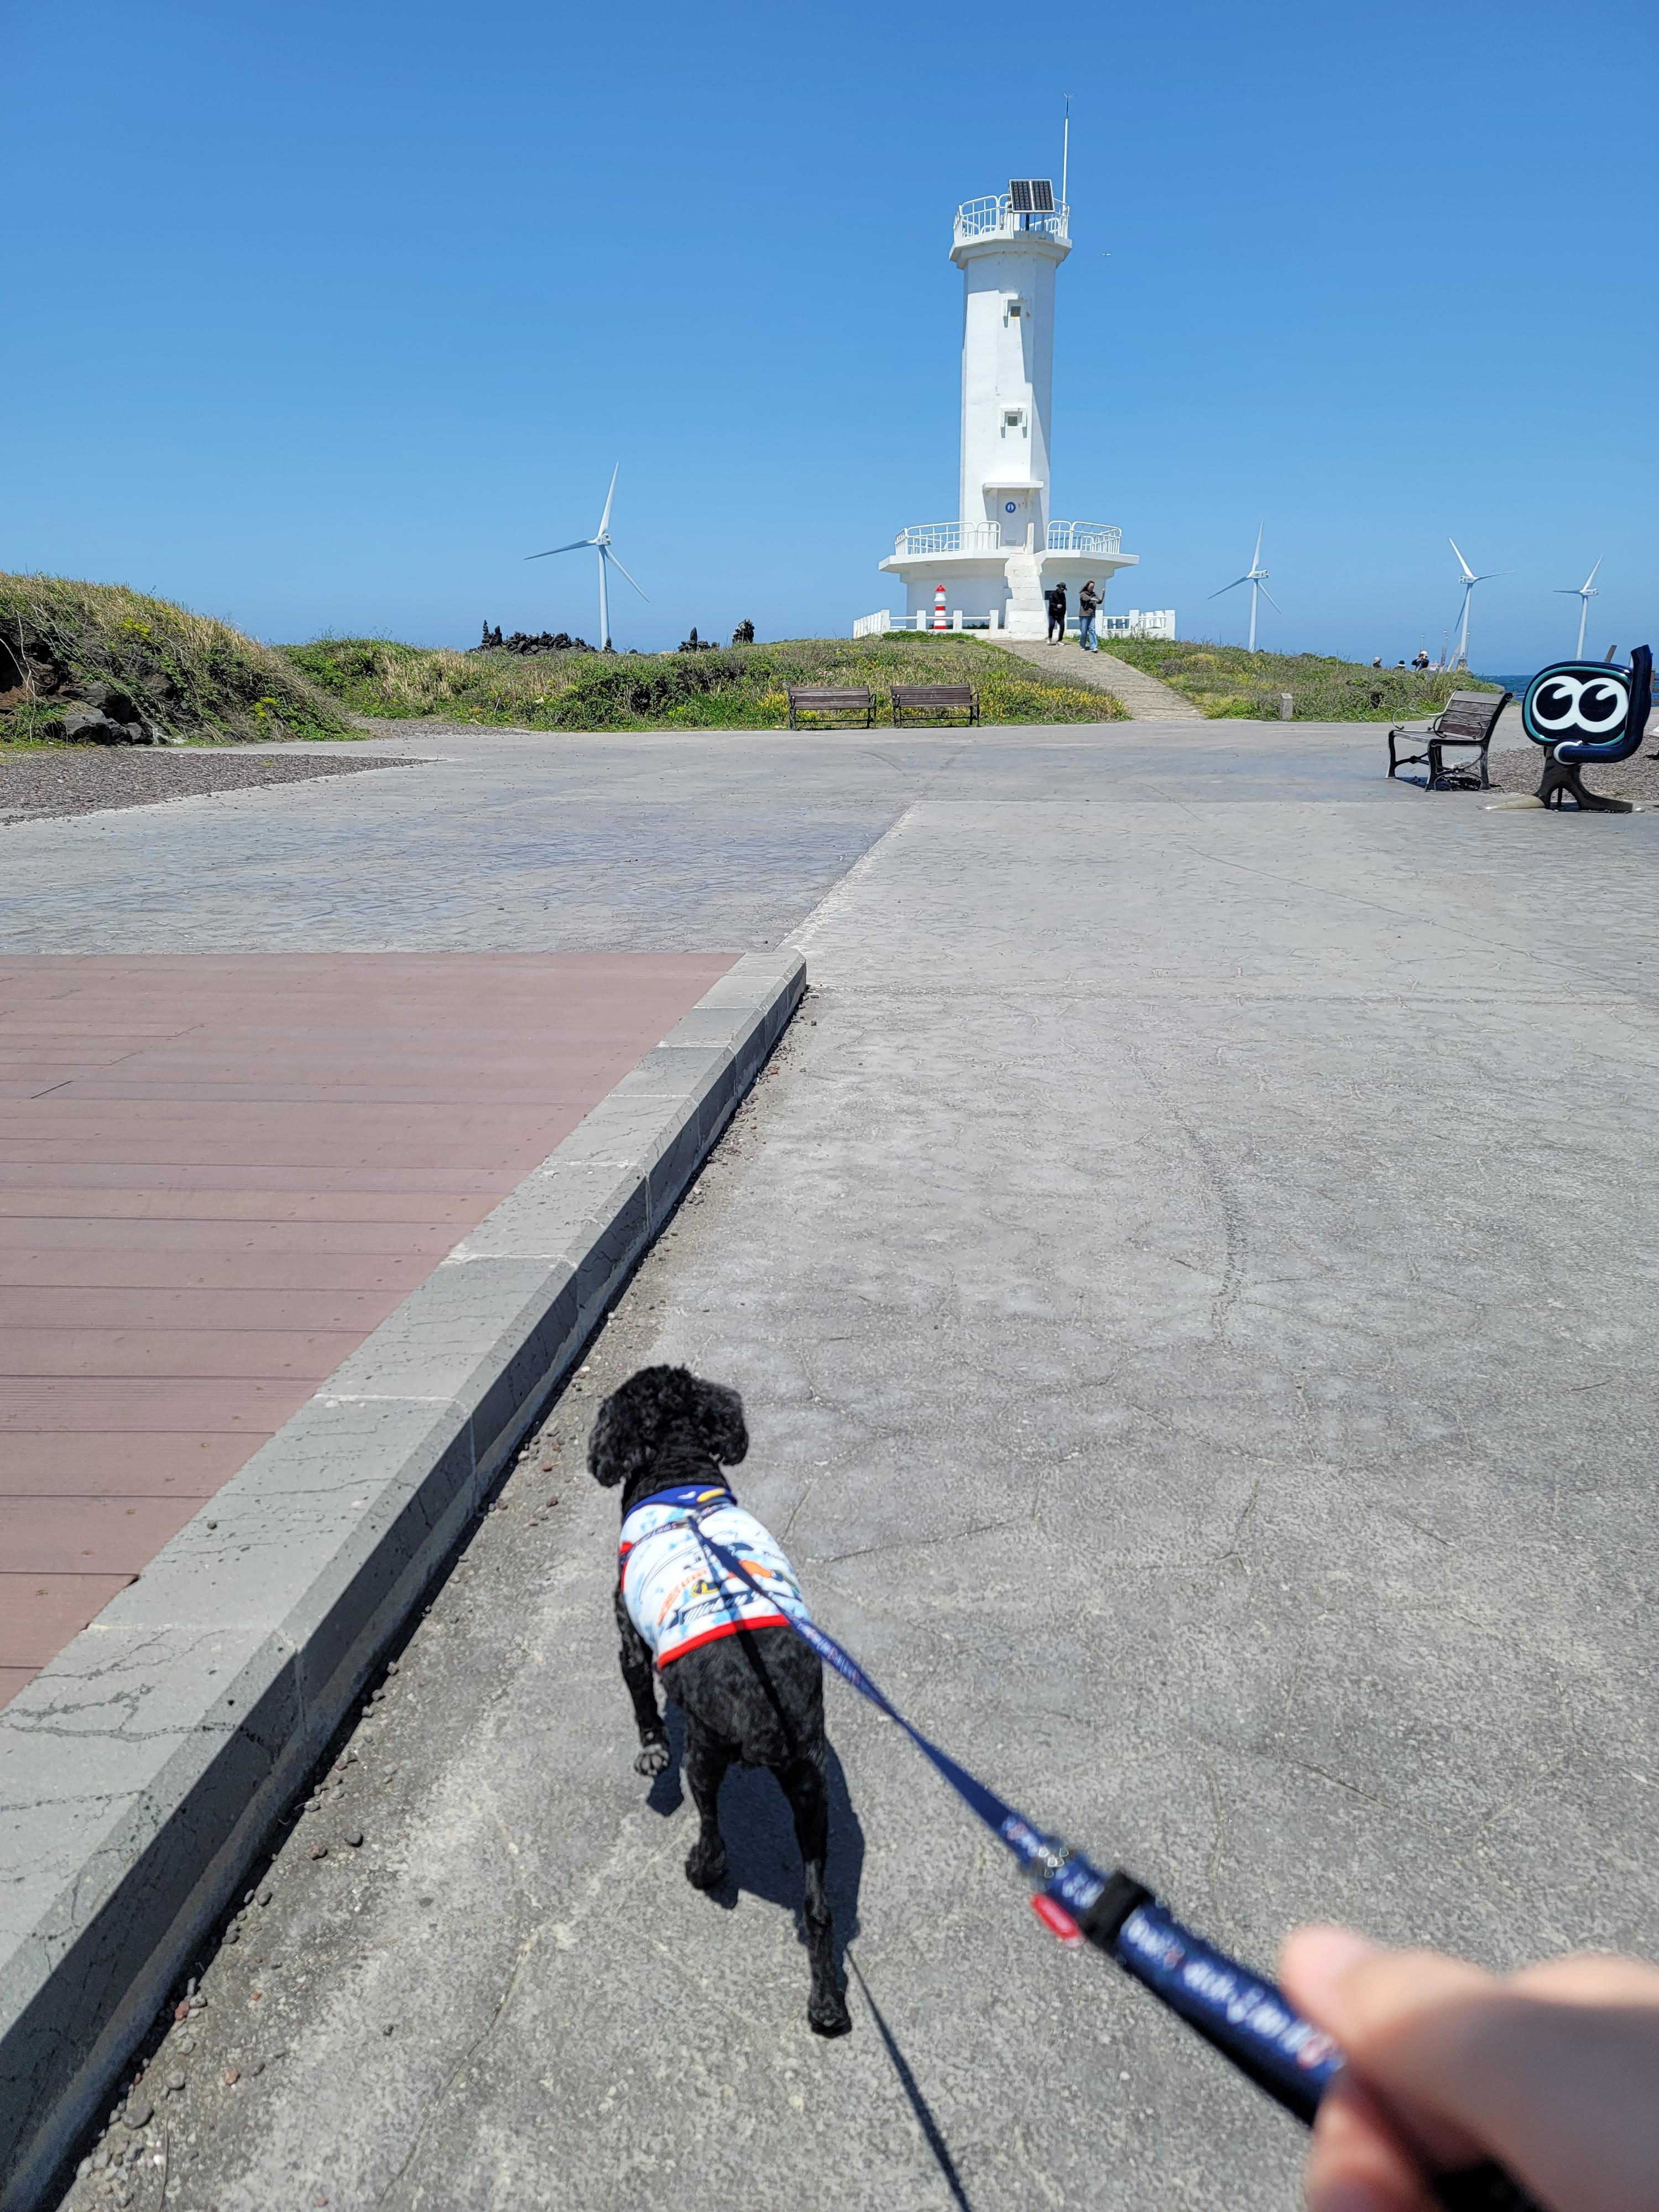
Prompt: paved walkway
<box><xmin>0</xmin><ymin>954</ymin><xmax>731</xmax><ymax>1703</ymax></box>
<box><xmin>0</xmin><ymin>721</ymin><xmax>1418</xmax><ymax>962</ymax></box>
<box><xmin>64</xmin><ymin>727</ymin><xmax>1657</xmax><ymax>2212</ymax></box>
<box><xmin>993</xmin><ymin>637</ymin><xmax>1206</xmax><ymax>718</ymax></box>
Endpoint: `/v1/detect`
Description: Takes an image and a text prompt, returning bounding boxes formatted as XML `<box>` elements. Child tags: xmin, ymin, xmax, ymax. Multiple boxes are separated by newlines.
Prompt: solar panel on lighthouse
<box><xmin>1008</xmin><ymin>180</ymin><xmax>1034</xmax><ymax>211</ymax></box>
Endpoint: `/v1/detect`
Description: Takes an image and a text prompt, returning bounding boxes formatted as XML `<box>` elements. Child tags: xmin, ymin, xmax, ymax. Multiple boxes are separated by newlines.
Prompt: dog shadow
<box><xmin>646</xmin><ymin>1704</ymin><xmax>864</xmax><ymax>1977</ymax></box>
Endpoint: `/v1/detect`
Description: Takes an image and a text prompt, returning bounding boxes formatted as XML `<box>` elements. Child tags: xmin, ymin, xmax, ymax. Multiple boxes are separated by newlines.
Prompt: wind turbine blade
<box><xmin>1582</xmin><ymin>556</ymin><xmax>1603</xmax><ymax>591</ymax></box>
<box><xmin>1208</xmin><ymin>576</ymin><xmax>1250</xmax><ymax>597</ymax></box>
<box><xmin>1448</xmin><ymin>537</ymin><xmax>1477</xmax><ymax>582</ymax></box>
<box><xmin>1259</xmin><ymin>586</ymin><xmax>1284</xmax><ymax>614</ymax></box>
<box><xmin>526</xmin><ymin>538</ymin><xmax>595</xmax><ymax>561</ymax></box>
<box><xmin>601</xmin><ymin>545</ymin><xmax>649</xmax><ymax>601</ymax></box>
<box><xmin>1251</xmin><ymin>522</ymin><xmax>1264</xmax><ymax>571</ymax></box>
<box><xmin>1551</xmin><ymin>588</ymin><xmax>1581</xmax><ymax>596</ymax></box>
<box><xmin>596</xmin><ymin>462</ymin><xmax>619</xmax><ymax>539</ymax></box>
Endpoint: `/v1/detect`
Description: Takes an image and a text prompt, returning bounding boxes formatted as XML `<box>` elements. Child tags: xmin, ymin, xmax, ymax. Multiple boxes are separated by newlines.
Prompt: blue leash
<box><xmin>687</xmin><ymin>1515</ymin><xmax>1537</xmax><ymax>2212</ymax></box>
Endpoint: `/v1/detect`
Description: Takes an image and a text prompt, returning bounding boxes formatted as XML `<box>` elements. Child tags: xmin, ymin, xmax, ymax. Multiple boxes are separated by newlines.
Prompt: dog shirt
<box><xmin>618</xmin><ymin>1485</ymin><xmax>804</xmax><ymax>1668</ymax></box>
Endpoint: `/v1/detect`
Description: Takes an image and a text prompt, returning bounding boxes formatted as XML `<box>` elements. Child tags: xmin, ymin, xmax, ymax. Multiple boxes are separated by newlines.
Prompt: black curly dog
<box><xmin>588</xmin><ymin>1365</ymin><xmax>852</xmax><ymax>2037</ymax></box>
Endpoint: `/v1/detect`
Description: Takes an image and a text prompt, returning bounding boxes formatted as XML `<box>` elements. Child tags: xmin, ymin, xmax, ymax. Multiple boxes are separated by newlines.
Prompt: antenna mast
<box><xmin>1061</xmin><ymin>95</ymin><xmax>1071</xmax><ymax>208</ymax></box>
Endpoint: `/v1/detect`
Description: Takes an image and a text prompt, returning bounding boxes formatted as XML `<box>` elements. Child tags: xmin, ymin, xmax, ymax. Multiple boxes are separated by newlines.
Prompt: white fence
<box><xmin>1100</xmin><ymin>610</ymin><xmax>1177</xmax><ymax>640</ymax></box>
<box><xmin>853</xmin><ymin>609</ymin><xmax>1001</xmax><ymax>637</ymax></box>
<box><xmin>853</xmin><ymin>606</ymin><xmax>1175</xmax><ymax>641</ymax></box>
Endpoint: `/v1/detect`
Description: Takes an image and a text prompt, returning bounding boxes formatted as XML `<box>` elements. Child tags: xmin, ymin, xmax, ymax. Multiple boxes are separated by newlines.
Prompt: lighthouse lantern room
<box><xmin>877</xmin><ymin>181</ymin><xmax>1136</xmax><ymax>638</ymax></box>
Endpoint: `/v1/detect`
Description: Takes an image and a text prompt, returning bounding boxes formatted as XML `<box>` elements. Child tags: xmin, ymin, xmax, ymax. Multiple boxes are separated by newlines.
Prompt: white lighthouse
<box><xmin>873</xmin><ymin>181</ymin><xmax>1139</xmax><ymax>638</ymax></box>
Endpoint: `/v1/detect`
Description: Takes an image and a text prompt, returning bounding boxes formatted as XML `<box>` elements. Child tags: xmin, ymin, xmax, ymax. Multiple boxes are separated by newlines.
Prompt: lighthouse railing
<box><xmin>892</xmin><ymin>521</ymin><xmax>1006</xmax><ymax>557</ymax></box>
<box><xmin>1046</xmin><ymin>520</ymin><xmax>1123</xmax><ymax>555</ymax></box>
<box><xmin>953</xmin><ymin>195</ymin><xmax>1070</xmax><ymax>246</ymax></box>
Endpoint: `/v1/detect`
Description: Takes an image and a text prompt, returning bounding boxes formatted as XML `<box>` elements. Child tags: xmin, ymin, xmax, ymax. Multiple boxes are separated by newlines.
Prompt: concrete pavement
<box><xmin>37</xmin><ymin>722</ymin><xmax>1657</xmax><ymax>2211</ymax></box>
<box><xmin>0</xmin><ymin>719</ymin><xmax>1463</xmax><ymax>959</ymax></box>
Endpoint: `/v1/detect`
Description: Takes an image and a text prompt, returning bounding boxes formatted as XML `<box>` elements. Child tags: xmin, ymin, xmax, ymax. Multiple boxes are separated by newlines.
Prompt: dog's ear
<box><xmin>692</xmin><ymin>1377</ymin><xmax>748</xmax><ymax>1467</ymax></box>
<box><xmin>588</xmin><ymin>1381</ymin><xmax>655</xmax><ymax>1488</ymax></box>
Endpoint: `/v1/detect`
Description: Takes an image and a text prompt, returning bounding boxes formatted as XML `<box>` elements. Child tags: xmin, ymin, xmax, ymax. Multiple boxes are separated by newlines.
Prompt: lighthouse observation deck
<box><xmin>953</xmin><ymin>191</ymin><xmax>1070</xmax><ymax>248</ymax></box>
<box><xmin>893</xmin><ymin>520</ymin><xmax>1121</xmax><ymax>559</ymax></box>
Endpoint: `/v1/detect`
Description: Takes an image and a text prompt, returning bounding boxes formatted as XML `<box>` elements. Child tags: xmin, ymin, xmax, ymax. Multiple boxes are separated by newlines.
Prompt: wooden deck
<box><xmin>0</xmin><ymin>953</ymin><xmax>735</xmax><ymax>1703</ymax></box>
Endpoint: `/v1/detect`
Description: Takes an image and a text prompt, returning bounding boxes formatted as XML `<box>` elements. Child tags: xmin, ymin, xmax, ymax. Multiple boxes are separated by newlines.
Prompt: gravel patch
<box><xmin>0</xmin><ymin>749</ymin><xmax>421</xmax><ymax>826</ymax></box>
<box><xmin>1487</xmin><ymin>743</ymin><xmax>1659</xmax><ymax>806</ymax></box>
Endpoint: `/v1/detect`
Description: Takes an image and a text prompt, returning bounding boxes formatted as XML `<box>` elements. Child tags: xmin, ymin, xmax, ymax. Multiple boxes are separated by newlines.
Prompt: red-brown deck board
<box><xmin>0</xmin><ymin>953</ymin><xmax>734</xmax><ymax>1703</ymax></box>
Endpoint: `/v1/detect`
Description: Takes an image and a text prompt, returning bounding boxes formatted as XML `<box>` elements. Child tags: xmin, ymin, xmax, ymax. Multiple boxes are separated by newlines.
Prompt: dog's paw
<box><xmin>808</xmin><ymin>1989</ymin><xmax>852</xmax><ymax>2039</ymax></box>
<box><xmin>684</xmin><ymin>1838</ymin><xmax>727</xmax><ymax>1891</ymax></box>
<box><xmin>634</xmin><ymin>1738</ymin><xmax>670</xmax><ymax>1777</ymax></box>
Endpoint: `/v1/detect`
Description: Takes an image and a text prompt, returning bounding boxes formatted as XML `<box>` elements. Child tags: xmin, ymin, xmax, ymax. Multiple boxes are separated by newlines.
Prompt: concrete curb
<box><xmin>0</xmin><ymin>947</ymin><xmax>805</xmax><ymax>2211</ymax></box>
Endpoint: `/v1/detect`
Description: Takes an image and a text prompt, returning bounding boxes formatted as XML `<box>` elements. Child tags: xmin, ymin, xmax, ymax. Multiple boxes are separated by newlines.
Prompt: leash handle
<box><xmin>1076</xmin><ymin>1879</ymin><xmax>1339</xmax><ymax>2124</ymax></box>
<box><xmin>1072</xmin><ymin>1881</ymin><xmax>1542</xmax><ymax>2212</ymax></box>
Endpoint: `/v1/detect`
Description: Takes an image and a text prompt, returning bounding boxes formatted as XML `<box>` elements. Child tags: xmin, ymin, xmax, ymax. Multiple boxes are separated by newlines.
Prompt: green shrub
<box><xmin>283</xmin><ymin>632</ymin><xmax>1128</xmax><ymax>729</ymax></box>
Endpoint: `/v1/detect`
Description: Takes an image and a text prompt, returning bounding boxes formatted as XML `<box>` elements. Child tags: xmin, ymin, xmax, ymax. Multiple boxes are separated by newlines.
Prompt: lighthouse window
<box><xmin>1003</xmin><ymin>409</ymin><xmax>1025</xmax><ymax>431</ymax></box>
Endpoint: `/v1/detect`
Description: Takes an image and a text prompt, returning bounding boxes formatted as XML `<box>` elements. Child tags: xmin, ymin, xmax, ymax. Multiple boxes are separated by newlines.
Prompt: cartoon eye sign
<box><xmin>1530</xmin><ymin>674</ymin><xmax>1627</xmax><ymax>735</ymax></box>
<box><xmin>1522</xmin><ymin>660</ymin><xmax>1634</xmax><ymax>758</ymax></box>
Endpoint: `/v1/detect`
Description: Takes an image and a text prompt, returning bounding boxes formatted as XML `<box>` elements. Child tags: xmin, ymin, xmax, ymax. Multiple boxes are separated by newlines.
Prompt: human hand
<box><xmin>1279</xmin><ymin>1926</ymin><xmax>1659</xmax><ymax>2212</ymax></box>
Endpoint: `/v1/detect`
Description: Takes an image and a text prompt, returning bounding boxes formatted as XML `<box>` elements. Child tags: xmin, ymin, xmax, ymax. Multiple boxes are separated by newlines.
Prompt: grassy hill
<box><xmin>1102</xmin><ymin>636</ymin><xmax>1504</xmax><ymax>721</ymax></box>
<box><xmin>0</xmin><ymin>573</ymin><xmax>349</xmax><ymax>745</ymax></box>
<box><xmin>286</xmin><ymin>633</ymin><xmax>1126</xmax><ymax>729</ymax></box>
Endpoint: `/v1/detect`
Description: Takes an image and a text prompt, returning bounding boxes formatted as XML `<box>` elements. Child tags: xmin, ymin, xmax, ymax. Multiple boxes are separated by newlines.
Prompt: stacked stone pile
<box><xmin>469</xmin><ymin>624</ymin><xmax>592</xmax><ymax>656</ymax></box>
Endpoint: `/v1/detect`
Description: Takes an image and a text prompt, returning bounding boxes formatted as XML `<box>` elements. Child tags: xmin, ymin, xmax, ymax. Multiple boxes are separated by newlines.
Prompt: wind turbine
<box><xmin>526</xmin><ymin>464</ymin><xmax>647</xmax><ymax>651</ymax></box>
<box><xmin>1554</xmin><ymin>557</ymin><xmax>1603</xmax><ymax>658</ymax></box>
<box><xmin>1447</xmin><ymin>538</ymin><xmax>1499</xmax><ymax>669</ymax></box>
<box><xmin>1209</xmin><ymin>524</ymin><xmax>1279</xmax><ymax>650</ymax></box>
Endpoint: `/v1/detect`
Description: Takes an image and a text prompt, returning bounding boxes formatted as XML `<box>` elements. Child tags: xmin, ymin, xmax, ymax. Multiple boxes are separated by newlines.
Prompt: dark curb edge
<box><xmin>0</xmin><ymin>947</ymin><xmax>805</xmax><ymax>2210</ymax></box>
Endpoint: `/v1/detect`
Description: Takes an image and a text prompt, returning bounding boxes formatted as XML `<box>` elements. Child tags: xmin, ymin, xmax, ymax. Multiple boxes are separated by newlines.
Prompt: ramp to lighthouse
<box><xmin>992</xmin><ymin>637</ymin><xmax>1205</xmax><ymax>719</ymax></box>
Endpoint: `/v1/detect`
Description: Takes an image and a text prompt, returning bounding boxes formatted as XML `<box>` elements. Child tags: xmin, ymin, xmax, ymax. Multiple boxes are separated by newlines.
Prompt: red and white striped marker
<box><xmin>933</xmin><ymin>585</ymin><xmax>947</xmax><ymax>632</ymax></box>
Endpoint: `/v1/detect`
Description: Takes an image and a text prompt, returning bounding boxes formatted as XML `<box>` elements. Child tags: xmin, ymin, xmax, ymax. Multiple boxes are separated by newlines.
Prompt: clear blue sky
<box><xmin>7</xmin><ymin>0</ymin><xmax>1654</xmax><ymax>670</ymax></box>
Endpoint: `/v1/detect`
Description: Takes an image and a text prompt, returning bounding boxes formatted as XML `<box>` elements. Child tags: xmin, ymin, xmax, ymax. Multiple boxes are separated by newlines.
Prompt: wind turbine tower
<box><xmin>526</xmin><ymin>465</ymin><xmax>648</xmax><ymax>650</ymax></box>
<box><xmin>1555</xmin><ymin>558</ymin><xmax>1603</xmax><ymax>658</ymax></box>
<box><xmin>1209</xmin><ymin>525</ymin><xmax>1279</xmax><ymax>651</ymax></box>
<box><xmin>1448</xmin><ymin>538</ymin><xmax>1496</xmax><ymax>670</ymax></box>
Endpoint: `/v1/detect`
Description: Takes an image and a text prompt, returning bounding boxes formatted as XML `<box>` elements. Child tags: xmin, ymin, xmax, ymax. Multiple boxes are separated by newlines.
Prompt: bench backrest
<box><xmin>1436</xmin><ymin>690</ymin><xmax>1510</xmax><ymax>740</ymax></box>
<box><xmin>787</xmin><ymin>686</ymin><xmax>871</xmax><ymax>708</ymax></box>
<box><xmin>893</xmin><ymin>686</ymin><xmax>977</xmax><ymax>707</ymax></box>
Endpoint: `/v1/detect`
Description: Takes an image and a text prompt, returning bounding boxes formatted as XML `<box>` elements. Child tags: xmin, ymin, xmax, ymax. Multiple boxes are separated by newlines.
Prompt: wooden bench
<box><xmin>1386</xmin><ymin>689</ymin><xmax>1511</xmax><ymax>791</ymax></box>
<box><xmin>891</xmin><ymin>684</ymin><xmax>980</xmax><ymax>728</ymax></box>
<box><xmin>786</xmin><ymin>685</ymin><xmax>873</xmax><ymax>729</ymax></box>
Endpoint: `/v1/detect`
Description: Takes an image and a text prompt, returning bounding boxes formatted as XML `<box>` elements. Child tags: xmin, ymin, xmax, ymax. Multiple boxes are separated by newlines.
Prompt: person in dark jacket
<box><xmin>1078</xmin><ymin>578</ymin><xmax>1102</xmax><ymax>651</ymax></box>
<box><xmin>1045</xmin><ymin>582</ymin><xmax>1067</xmax><ymax>643</ymax></box>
